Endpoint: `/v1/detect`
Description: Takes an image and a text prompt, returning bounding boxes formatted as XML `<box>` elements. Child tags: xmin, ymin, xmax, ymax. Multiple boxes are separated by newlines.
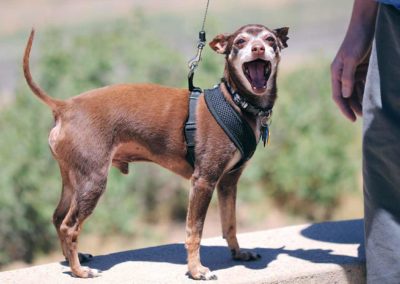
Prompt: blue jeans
<box><xmin>363</xmin><ymin>4</ymin><xmax>400</xmax><ymax>283</ymax></box>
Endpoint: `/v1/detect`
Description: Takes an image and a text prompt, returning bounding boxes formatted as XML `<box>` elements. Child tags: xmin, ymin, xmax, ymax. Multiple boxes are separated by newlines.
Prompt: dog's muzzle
<box><xmin>242</xmin><ymin>59</ymin><xmax>271</xmax><ymax>91</ymax></box>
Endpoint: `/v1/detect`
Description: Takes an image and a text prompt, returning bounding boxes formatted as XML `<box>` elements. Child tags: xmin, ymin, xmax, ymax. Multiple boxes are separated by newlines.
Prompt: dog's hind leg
<box><xmin>53</xmin><ymin>164</ymin><xmax>93</xmax><ymax>264</ymax></box>
<box><xmin>53</xmin><ymin>163</ymin><xmax>74</xmax><ymax>260</ymax></box>
<box><xmin>58</xmin><ymin>167</ymin><xmax>108</xmax><ymax>278</ymax></box>
<box><xmin>217</xmin><ymin>169</ymin><xmax>261</xmax><ymax>261</ymax></box>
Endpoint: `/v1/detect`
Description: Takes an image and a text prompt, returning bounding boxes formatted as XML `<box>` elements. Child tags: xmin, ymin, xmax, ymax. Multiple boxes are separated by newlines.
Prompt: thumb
<box><xmin>341</xmin><ymin>62</ymin><xmax>356</xmax><ymax>98</ymax></box>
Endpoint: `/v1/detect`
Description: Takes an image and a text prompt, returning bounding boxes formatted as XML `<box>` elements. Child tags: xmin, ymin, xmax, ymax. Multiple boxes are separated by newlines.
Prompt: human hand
<box><xmin>331</xmin><ymin>47</ymin><xmax>370</xmax><ymax>121</ymax></box>
<box><xmin>330</xmin><ymin>0</ymin><xmax>377</xmax><ymax>122</ymax></box>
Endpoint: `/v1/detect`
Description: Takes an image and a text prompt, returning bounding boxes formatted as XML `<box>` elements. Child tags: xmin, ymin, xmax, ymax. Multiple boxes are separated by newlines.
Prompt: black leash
<box><xmin>187</xmin><ymin>0</ymin><xmax>210</xmax><ymax>92</ymax></box>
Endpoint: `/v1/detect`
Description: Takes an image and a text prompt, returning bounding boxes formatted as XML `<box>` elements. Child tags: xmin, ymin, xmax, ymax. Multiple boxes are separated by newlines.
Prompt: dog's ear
<box><xmin>209</xmin><ymin>34</ymin><xmax>231</xmax><ymax>54</ymax></box>
<box><xmin>273</xmin><ymin>27</ymin><xmax>289</xmax><ymax>48</ymax></box>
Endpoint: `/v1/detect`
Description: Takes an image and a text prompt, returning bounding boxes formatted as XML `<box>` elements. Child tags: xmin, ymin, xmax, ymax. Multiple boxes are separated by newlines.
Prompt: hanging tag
<box><xmin>261</xmin><ymin>125</ymin><xmax>270</xmax><ymax>147</ymax></box>
<box><xmin>260</xmin><ymin>115</ymin><xmax>271</xmax><ymax>147</ymax></box>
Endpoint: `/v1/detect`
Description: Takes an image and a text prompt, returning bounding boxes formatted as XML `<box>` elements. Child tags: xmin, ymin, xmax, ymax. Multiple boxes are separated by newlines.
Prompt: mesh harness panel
<box><xmin>184</xmin><ymin>84</ymin><xmax>257</xmax><ymax>169</ymax></box>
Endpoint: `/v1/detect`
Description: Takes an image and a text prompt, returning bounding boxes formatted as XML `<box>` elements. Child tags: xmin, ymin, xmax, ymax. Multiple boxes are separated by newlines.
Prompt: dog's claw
<box><xmin>199</xmin><ymin>272</ymin><xmax>217</xmax><ymax>281</ymax></box>
<box><xmin>193</xmin><ymin>272</ymin><xmax>218</xmax><ymax>281</ymax></box>
<box><xmin>205</xmin><ymin>272</ymin><xmax>218</xmax><ymax>280</ymax></box>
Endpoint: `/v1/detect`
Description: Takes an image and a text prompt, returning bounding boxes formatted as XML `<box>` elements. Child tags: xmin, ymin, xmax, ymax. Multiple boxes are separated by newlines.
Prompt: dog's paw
<box><xmin>232</xmin><ymin>249</ymin><xmax>261</xmax><ymax>261</ymax></box>
<box><xmin>71</xmin><ymin>266</ymin><xmax>101</xmax><ymax>278</ymax></box>
<box><xmin>188</xmin><ymin>265</ymin><xmax>217</xmax><ymax>280</ymax></box>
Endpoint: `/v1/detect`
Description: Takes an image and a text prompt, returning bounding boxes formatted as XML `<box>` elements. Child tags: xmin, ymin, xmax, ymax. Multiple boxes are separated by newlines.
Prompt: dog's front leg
<box><xmin>217</xmin><ymin>169</ymin><xmax>261</xmax><ymax>261</ymax></box>
<box><xmin>185</xmin><ymin>172</ymin><xmax>217</xmax><ymax>280</ymax></box>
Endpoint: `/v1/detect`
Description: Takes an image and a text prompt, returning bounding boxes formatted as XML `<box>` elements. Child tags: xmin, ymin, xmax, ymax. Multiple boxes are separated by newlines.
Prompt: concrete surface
<box><xmin>0</xmin><ymin>219</ymin><xmax>365</xmax><ymax>284</ymax></box>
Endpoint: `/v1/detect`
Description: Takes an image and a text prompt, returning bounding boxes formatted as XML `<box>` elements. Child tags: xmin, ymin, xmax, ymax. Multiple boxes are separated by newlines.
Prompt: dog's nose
<box><xmin>251</xmin><ymin>44</ymin><xmax>265</xmax><ymax>55</ymax></box>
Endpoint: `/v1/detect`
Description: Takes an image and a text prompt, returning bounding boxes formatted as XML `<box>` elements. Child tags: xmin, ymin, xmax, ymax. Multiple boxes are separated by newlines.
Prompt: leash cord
<box><xmin>187</xmin><ymin>0</ymin><xmax>211</xmax><ymax>91</ymax></box>
<box><xmin>201</xmin><ymin>0</ymin><xmax>210</xmax><ymax>32</ymax></box>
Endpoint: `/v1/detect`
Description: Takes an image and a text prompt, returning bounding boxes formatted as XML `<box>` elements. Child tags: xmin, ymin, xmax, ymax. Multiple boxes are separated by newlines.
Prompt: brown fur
<box><xmin>23</xmin><ymin>25</ymin><xmax>288</xmax><ymax>280</ymax></box>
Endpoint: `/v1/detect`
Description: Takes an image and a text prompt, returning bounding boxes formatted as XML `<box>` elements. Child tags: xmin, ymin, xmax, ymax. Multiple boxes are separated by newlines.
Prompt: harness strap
<box><xmin>184</xmin><ymin>89</ymin><xmax>202</xmax><ymax>167</ymax></box>
<box><xmin>184</xmin><ymin>85</ymin><xmax>258</xmax><ymax>169</ymax></box>
<box><xmin>204</xmin><ymin>85</ymin><xmax>257</xmax><ymax>169</ymax></box>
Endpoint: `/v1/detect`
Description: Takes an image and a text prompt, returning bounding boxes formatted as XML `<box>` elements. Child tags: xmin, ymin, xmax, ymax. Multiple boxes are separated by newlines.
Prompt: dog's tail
<box><xmin>23</xmin><ymin>29</ymin><xmax>63</xmax><ymax>111</ymax></box>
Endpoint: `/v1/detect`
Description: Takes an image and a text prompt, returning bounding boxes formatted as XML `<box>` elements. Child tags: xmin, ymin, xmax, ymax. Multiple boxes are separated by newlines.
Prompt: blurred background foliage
<box><xmin>0</xmin><ymin>0</ymin><xmax>361</xmax><ymax>269</ymax></box>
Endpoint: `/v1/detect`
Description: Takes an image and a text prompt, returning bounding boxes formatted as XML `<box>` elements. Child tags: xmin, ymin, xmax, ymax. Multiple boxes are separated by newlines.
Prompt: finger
<box><xmin>331</xmin><ymin>60</ymin><xmax>345</xmax><ymax>103</ymax></box>
<box><xmin>341</xmin><ymin>60</ymin><xmax>356</xmax><ymax>98</ymax></box>
<box><xmin>333</xmin><ymin>94</ymin><xmax>357</xmax><ymax>121</ymax></box>
<box><xmin>332</xmin><ymin>77</ymin><xmax>357</xmax><ymax>121</ymax></box>
<box><xmin>331</xmin><ymin>62</ymin><xmax>356</xmax><ymax>121</ymax></box>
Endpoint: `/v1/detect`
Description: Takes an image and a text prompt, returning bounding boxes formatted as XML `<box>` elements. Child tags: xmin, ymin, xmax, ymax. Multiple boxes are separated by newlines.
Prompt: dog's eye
<box><xmin>265</xmin><ymin>36</ymin><xmax>275</xmax><ymax>42</ymax></box>
<box><xmin>235</xmin><ymin>38</ymin><xmax>246</xmax><ymax>45</ymax></box>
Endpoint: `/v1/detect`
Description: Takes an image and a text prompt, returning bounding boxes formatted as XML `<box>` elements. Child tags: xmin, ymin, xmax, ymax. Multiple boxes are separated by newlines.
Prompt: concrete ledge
<box><xmin>0</xmin><ymin>219</ymin><xmax>365</xmax><ymax>283</ymax></box>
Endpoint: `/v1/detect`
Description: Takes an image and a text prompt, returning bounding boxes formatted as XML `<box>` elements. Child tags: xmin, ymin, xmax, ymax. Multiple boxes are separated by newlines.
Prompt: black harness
<box><xmin>184</xmin><ymin>88</ymin><xmax>202</xmax><ymax>166</ymax></box>
<box><xmin>184</xmin><ymin>82</ymin><xmax>272</xmax><ymax>169</ymax></box>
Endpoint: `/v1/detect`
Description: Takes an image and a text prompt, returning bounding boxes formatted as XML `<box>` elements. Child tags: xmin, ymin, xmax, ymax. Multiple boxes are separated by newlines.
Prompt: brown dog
<box><xmin>23</xmin><ymin>24</ymin><xmax>288</xmax><ymax>280</ymax></box>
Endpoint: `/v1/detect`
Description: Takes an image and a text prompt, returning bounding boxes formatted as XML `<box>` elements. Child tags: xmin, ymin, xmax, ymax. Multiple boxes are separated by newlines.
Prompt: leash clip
<box><xmin>188</xmin><ymin>31</ymin><xmax>206</xmax><ymax>70</ymax></box>
<box><xmin>188</xmin><ymin>31</ymin><xmax>206</xmax><ymax>91</ymax></box>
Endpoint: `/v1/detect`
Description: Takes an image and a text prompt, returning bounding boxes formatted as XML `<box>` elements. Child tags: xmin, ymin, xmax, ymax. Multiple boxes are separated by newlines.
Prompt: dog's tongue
<box><xmin>248</xmin><ymin>60</ymin><xmax>266</xmax><ymax>89</ymax></box>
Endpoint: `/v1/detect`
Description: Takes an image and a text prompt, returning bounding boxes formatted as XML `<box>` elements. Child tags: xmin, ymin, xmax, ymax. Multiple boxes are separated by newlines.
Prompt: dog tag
<box><xmin>261</xmin><ymin>125</ymin><xmax>270</xmax><ymax>147</ymax></box>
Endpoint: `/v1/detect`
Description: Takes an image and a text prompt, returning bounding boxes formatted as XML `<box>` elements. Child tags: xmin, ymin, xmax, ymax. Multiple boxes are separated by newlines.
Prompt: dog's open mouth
<box><xmin>243</xmin><ymin>59</ymin><xmax>271</xmax><ymax>92</ymax></box>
